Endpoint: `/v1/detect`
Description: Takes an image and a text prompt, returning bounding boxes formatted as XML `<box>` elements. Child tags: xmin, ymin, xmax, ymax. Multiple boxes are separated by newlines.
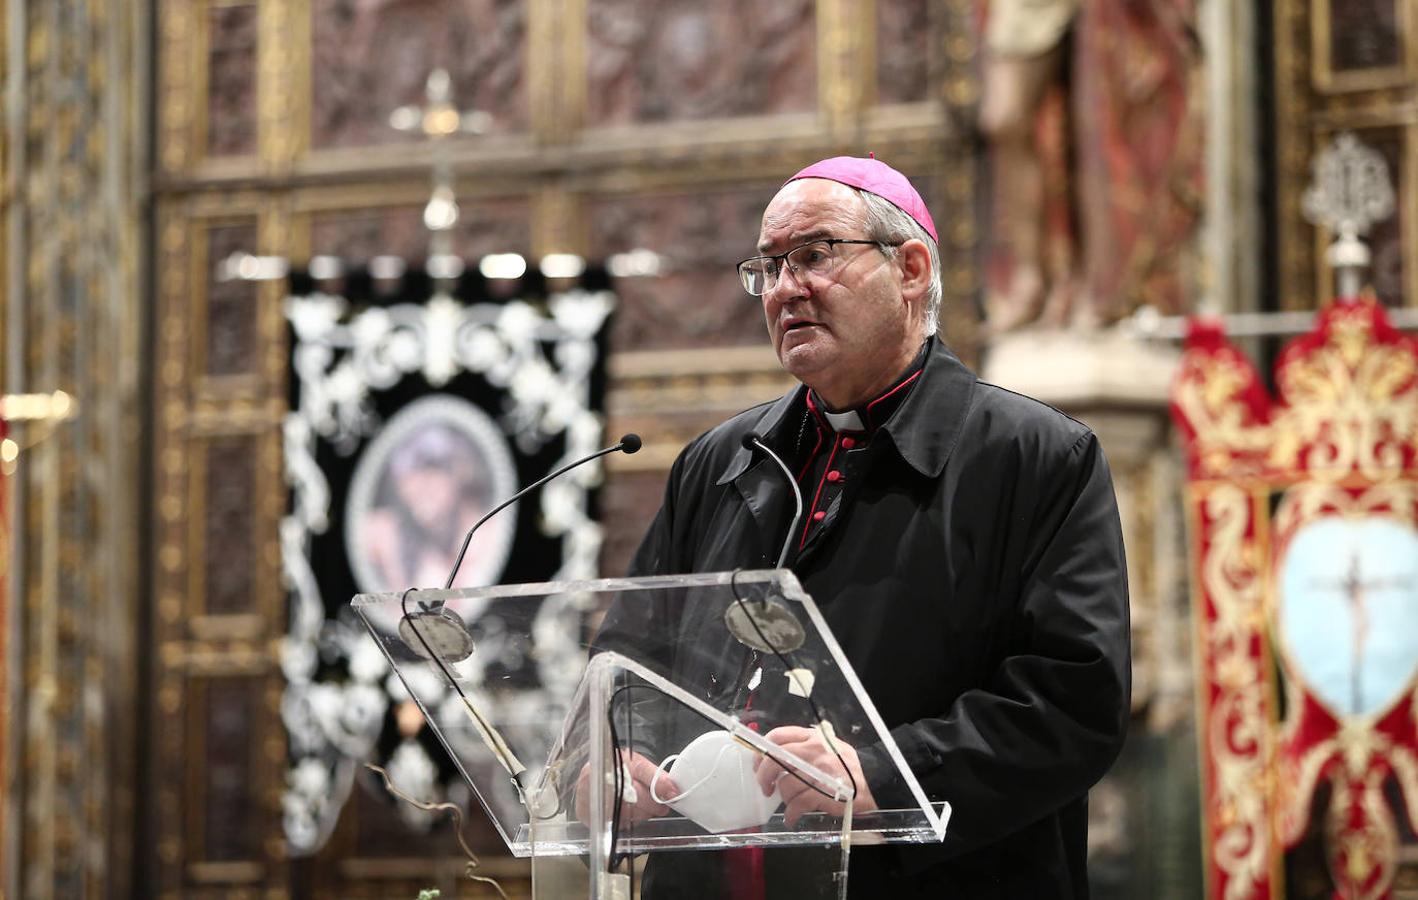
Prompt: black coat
<box><xmin>628</xmin><ymin>338</ymin><xmax>1131</xmax><ymax>898</ymax></box>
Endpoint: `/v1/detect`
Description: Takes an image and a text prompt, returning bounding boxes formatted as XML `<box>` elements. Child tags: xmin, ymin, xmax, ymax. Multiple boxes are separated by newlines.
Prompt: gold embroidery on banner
<box><xmin>1267</xmin><ymin>482</ymin><xmax>1418</xmax><ymax>897</ymax></box>
<box><xmin>1176</xmin><ymin>303</ymin><xmax>1417</xmax><ymax>484</ymax></box>
<box><xmin>1172</xmin><ymin>353</ymin><xmax>1273</xmax><ymax>479</ymax></box>
<box><xmin>1270</xmin><ymin>308</ymin><xmax>1417</xmax><ymax>481</ymax></box>
<box><xmin>1197</xmin><ymin>483</ymin><xmax>1273</xmax><ymax>899</ymax></box>
<box><xmin>1177</xmin><ymin>302</ymin><xmax>1418</xmax><ymax>899</ymax></box>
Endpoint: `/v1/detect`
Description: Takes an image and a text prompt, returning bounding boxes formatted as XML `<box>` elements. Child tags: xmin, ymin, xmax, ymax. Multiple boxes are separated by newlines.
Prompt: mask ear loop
<box><xmin>648</xmin><ymin>740</ymin><xmax>738</xmax><ymax>805</ymax></box>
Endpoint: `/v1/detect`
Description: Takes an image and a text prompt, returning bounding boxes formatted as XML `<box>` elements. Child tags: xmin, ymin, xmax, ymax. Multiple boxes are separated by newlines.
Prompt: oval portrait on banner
<box><xmin>1277</xmin><ymin>515</ymin><xmax>1418</xmax><ymax>720</ymax></box>
<box><xmin>346</xmin><ymin>395</ymin><xmax>519</xmax><ymax>593</ymax></box>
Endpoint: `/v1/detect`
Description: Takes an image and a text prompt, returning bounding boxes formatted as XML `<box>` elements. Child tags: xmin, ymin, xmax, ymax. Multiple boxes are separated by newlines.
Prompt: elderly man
<box><xmin>622</xmin><ymin>156</ymin><xmax>1130</xmax><ymax>897</ymax></box>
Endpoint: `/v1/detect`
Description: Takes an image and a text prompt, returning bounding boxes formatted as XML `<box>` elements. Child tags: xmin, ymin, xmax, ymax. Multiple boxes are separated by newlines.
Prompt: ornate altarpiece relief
<box><xmin>149</xmin><ymin>0</ymin><xmax>983</xmax><ymax>895</ymax></box>
<box><xmin>1172</xmin><ymin>298</ymin><xmax>1418</xmax><ymax>898</ymax></box>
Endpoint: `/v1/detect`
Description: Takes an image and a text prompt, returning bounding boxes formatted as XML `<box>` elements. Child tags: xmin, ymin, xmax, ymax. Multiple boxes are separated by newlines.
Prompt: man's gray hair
<box><xmin>854</xmin><ymin>188</ymin><xmax>943</xmax><ymax>335</ymax></box>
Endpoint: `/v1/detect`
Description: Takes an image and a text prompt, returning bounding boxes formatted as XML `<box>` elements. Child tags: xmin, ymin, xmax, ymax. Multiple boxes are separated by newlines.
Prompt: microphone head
<box><xmin>740</xmin><ymin>432</ymin><xmax>764</xmax><ymax>452</ymax></box>
<box><xmin>618</xmin><ymin>433</ymin><xmax>642</xmax><ymax>454</ymax></box>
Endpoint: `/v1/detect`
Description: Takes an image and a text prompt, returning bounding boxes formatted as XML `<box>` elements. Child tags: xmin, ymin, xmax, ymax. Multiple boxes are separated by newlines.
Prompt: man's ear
<box><xmin>896</xmin><ymin>238</ymin><xmax>932</xmax><ymax>302</ymax></box>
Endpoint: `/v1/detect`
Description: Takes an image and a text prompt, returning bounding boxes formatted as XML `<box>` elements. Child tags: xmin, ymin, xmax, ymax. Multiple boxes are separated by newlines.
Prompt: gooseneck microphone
<box><xmin>740</xmin><ymin>432</ymin><xmax>804</xmax><ymax>569</ymax></box>
<box><xmin>392</xmin><ymin>434</ymin><xmax>641</xmax><ymax>792</ymax></box>
<box><xmin>442</xmin><ymin>433</ymin><xmax>642</xmax><ymax>589</ymax></box>
<box><xmin>732</xmin><ymin>434</ymin><xmax>856</xmax><ymax>803</ymax></box>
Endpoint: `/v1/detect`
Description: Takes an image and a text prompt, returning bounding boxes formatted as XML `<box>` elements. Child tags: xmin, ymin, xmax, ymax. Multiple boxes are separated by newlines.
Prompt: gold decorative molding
<box><xmin>529</xmin><ymin>0</ymin><xmax>585</xmax><ymax>143</ymax></box>
<box><xmin>1310</xmin><ymin>0</ymin><xmax>1415</xmax><ymax>94</ymax></box>
<box><xmin>608</xmin><ymin>350</ymin><xmax>793</xmax><ymax>413</ymax></box>
<box><xmin>257</xmin><ymin>0</ymin><xmax>310</xmax><ymax>170</ymax></box>
<box><xmin>158</xmin><ymin>0</ymin><xmax>202</xmax><ymax>174</ymax></box>
<box><xmin>154</xmin><ymin>106</ymin><xmax>954</xmax><ymax>195</ymax></box>
<box><xmin>160</xmin><ymin>641</ymin><xmax>273</xmax><ymax>674</ymax></box>
<box><xmin>817</xmin><ymin>0</ymin><xmax>874</xmax><ymax>132</ymax></box>
<box><xmin>936</xmin><ymin>0</ymin><xmax>981</xmax><ymax>357</ymax></box>
<box><xmin>258</xmin><ymin>202</ymin><xmax>294</xmax><ymax>387</ymax></box>
<box><xmin>186</xmin><ymin>860</ymin><xmax>266</xmax><ymax>884</ymax></box>
<box><xmin>153</xmin><ymin>196</ymin><xmax>196</xmax><ymax>898</ymax></box>
<box><xmin>1275</xmin><ymin>0</ymin><xmax>1317</xmax><ymax>312</ymax></box>
<box><xmin>532</xmin><ymin>182</ymin><xmax>582</xmax><ymax>257</ymax></box>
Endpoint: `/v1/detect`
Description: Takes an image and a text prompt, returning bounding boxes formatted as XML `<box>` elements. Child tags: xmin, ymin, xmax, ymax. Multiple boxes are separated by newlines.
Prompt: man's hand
<box><xmin>573</xmin><ymin>750</ymin><xmax>680</xmax><ymax>825</ymax></box>
<box><xmin>753</xmin><ymin>726</ymin><xmax>878</xmax><ymax>826</ymax></box>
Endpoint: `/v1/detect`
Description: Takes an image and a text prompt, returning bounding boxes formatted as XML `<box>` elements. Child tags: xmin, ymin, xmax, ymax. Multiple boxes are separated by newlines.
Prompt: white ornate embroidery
<box><xmin>280</xmin><ymin>287</ymin><xmax>614</xmax><ymax>853</ymax></box>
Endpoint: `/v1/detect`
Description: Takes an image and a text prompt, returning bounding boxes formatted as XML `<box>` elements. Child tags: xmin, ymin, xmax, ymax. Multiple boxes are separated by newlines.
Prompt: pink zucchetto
<box><xmin>786</xmin><ymin>153</ymin><xmax>938</xmax><ymax>243</ymax></box>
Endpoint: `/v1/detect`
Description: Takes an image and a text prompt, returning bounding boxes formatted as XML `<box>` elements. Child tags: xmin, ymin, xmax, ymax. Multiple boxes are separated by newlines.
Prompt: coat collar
<box><xmin>877</xmin><ymin>337</ymin><xmax>977</xmax><ymax>478</ymax></box>
<box><xmin>715</xmin><ymin>385</ymin><xmax>804</xmax><ymax>485</ymax></box>
<box><xmin>715</xmin><ymin>336</ymin><xmax>977</xmax><ymax>485</ymax></box>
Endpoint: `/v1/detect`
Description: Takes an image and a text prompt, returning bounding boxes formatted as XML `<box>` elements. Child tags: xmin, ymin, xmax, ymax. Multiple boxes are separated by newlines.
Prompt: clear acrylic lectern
<box><xmin>352</xmin><ymin>570</ymin><xmax>950</xmax><ymax>899</ymax></box>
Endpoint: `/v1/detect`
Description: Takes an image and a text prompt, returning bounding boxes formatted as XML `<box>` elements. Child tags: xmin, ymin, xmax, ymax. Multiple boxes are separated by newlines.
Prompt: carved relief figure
<box><xmin>979</xmin><ymin>0</ymin><xmax>1202</xmax><ymax>332</ymax></box>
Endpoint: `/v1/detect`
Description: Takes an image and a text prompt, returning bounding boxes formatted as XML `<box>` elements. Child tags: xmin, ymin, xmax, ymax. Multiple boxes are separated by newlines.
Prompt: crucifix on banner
<box><xmin>1308</xmin><ymin>553</ymin><xmax>1415</xmax><ymax>716</ymax></box>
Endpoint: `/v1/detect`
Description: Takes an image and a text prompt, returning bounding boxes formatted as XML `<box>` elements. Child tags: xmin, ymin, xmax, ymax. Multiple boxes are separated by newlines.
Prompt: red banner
<box><xmin>0</xmin><ymin>414</ymin><xmax>8</xmax><ymax>883</ymax></box>
<box><xmin>1171</xmin><ymin>298</ymin><xmax>1418</xmax><ymax>899</ymax></box>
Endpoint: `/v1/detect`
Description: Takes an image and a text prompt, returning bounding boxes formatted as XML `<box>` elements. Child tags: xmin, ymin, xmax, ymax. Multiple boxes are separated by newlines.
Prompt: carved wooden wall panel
<box><xmin>1317</xmin><ymin>0</ymin><xmax>1407</xmax><ymax>88</ymax></box>
<box><xmin>207</xmin><ymin>3</ymin><xmax>259</xmax><ymax>157</ymax></box>
<box><xmin>311</xmin><ymin>0</ymin><xmax>528</xmax><ymax>149</ymax></box>
<box><xmin>153</xmin><ymin>193</ymin><xmax>291</xmax><ymax>898</ymax></box>
<box><xmin>309</xmin><ymin>200</ymin><xmax>533</xmax><ymax>261</ymax></box>
<box><xmin>202</xmin><ymin>222</ymin><xmax>261</xmax><ymax>377</ymax></box>
<box><xmin>877</xmin><ymin>0</ymin><xmax>939</xmax><ymax>105</ymax></box>
<box><xmin>585</xmin><ymin>0</ymin><xmax>817</xmax><ymax>126</ymax></box>
<box><xmin>199</xmin><ymin>437</ymin><xmax>258</xmax><ymax>617</ymax></box>
<box><xmin>307</xmin><ymin>785</ymin><xmax>530</xmax><ymax>899</ymax></box>
<box><xmin>188</xmin><ymin>676</ymin><xmax>261</xmax><ymax>863</ymax></box>
<box><xmin>589</xmin><ymin>187</ymin><xmax>774</xmax><ymax>351</ymax></box>
<box><xmin>1276</xmin><ymin>0</ymin><xmax>1418</xmax><ymax>311</ymax></box>
<box><xmin>598</xmin><ymin>469</ymin><xmax>670</xmax><ymax>577</ymax></box>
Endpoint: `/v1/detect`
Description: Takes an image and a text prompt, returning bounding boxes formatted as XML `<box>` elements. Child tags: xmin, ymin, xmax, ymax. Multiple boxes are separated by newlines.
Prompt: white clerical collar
<box><xmin>822</xmin><ymin>408</ymin><xmax>864</xmax><ymax>432</ymax></box>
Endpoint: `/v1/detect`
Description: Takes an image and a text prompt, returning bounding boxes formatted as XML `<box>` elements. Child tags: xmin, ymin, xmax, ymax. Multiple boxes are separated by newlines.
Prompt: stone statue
<box><xmin>979</xmin><ymin>0</ymin><xmax>1202</xmax><ymax>333</ymax></box>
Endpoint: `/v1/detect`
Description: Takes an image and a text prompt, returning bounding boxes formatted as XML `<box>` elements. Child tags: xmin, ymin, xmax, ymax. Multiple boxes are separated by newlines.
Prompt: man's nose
<box><xmin>768</xmin><ymin>262</ymin><xmax>809</xmax><ymax>303</ymax></box>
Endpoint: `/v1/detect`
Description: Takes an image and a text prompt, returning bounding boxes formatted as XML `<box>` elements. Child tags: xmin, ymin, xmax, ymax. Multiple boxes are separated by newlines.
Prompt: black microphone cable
<box><xmin>733</xmin><ymin>433</ymin><xmax>859</xmax><ymax>808</ymax></box>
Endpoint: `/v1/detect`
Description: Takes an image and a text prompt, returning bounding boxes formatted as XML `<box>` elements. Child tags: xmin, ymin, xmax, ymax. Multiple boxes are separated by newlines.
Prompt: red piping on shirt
<box><xmin>797</xmin><ymin>395</ymin><xmax>826</xmax><ymax>483</ymax></box>
<box><xmin>865</xmin><ymin>369</ymin><xmax>922</xmax><ymax>429</ymax></box>
<box><xmin>799</xmin><ymin>436</ymin><xmax>843</xmax><ymax>549</ymax></box>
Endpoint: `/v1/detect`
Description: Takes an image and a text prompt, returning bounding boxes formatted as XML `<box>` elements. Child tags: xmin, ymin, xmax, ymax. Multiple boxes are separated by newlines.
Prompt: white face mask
<box><xmin>649</xmin><ymin>730</ymin><xmax>783</xmax><ymax>834</ymax></box>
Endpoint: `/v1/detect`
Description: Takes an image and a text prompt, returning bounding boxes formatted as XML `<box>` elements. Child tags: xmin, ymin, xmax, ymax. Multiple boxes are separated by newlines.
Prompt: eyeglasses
<box><xmin>736</xmin><ymin>238</ymin><xmax>893</xmax><ymax>296</ymax></box>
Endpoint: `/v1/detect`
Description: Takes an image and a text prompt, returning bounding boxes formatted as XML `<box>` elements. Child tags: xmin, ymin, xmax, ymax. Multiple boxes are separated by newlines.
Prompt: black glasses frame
<box><xmin>736</xmin><ymin>238</ymin><xmax>890</xmax><ymax>296</ymax></box>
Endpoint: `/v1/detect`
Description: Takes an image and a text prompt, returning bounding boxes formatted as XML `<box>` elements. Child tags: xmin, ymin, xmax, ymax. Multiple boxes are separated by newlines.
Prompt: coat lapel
<box><xmin>716</xmin><ymin>385</ymin><xmax>807</xmax><ymax>568</ymax></box>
